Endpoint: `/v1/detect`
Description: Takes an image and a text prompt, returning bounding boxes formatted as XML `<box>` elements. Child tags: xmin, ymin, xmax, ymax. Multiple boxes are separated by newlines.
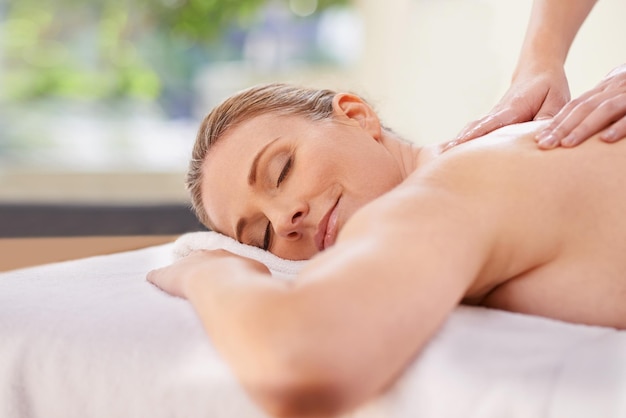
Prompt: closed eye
<box><xmin>262</xmin><ymin>222</ymin><xmax>272</xmax><ymax>250</ymax></box>
<box><xmin>263</xmin><ymin>155</ymin><xmax>291</xmax><ymax>250</ymax></box>
<box><xmin>277</xmin><ymin>157</ymin><xmax>292</xmax><ymax>187</ymax></box>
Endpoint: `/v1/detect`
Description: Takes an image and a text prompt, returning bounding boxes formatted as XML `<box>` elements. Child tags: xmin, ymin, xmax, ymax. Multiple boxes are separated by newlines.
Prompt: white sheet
<box><xmin>1</xmin><ymin>240</ymin><xmax>625</xmax><ymax>418</ymax></box>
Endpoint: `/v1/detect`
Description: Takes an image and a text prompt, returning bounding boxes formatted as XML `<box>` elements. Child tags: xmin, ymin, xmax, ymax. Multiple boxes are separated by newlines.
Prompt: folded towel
<box><xmin>173</xmin><ymin>231</ymin><xmax>307</xmax><ymax>279</ymax></box>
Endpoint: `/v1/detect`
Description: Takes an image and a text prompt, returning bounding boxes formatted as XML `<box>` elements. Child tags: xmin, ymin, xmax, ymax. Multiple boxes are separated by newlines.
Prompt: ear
<box><xmin>332</xmin><ymin>93</ymin><xmax>383</xmax><ymax>141</ymax></box>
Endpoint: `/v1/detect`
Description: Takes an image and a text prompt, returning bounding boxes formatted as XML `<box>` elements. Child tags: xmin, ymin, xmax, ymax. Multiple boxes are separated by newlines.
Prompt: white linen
<box><xmin>1</xmin><ymin>238</ymin><xmax>625</xmax><ymax>418</ymax></box>
<box><xmin>172</xmin><ymin>231</ymin><xmax>307</xmax><ymax>278</ymax></box>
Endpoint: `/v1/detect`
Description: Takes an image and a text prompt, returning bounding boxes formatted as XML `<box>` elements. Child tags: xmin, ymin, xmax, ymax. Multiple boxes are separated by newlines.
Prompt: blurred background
<box><xmin>1</xmin><ymin>0</ymin><xmax>625</xmax><ymax>236</ymax></box>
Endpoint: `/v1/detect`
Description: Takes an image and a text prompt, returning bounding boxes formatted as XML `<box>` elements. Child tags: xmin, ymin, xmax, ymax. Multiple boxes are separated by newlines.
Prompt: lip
<box><xmin>314</xmin><ymin>197</ymin><xmax>340</xmax><ymax>251</ymax></box>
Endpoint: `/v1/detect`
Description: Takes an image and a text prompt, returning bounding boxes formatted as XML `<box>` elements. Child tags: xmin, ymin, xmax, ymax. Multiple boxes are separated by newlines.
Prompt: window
<box><xmin>0</xmin><ymin>0</ymin><xmax>362</xmax><ymax>236</ymax></box>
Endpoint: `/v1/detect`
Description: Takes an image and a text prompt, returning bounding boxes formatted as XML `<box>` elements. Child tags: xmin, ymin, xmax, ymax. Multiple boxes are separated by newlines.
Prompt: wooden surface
<box><xmin>0</xmin><ymin>235</ymin><xmax>178</xmax><ymax>272</ymax></box>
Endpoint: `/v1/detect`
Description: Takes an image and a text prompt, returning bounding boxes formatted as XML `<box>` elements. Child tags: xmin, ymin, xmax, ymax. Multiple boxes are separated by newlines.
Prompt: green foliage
<box><xmin>150</xmin><ymin>0</ymin><xmax>348</xmax><ymax>41</ymax></box>
<box><xmin>1</xmin><ymin>0</ymin><xmax>349</xmax><ymax>102</ymax></box>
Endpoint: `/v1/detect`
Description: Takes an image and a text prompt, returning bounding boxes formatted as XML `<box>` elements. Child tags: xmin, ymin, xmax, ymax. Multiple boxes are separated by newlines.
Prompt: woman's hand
<box><xmin>147</xmin><ymin>249</ymin><xmax>269</xmax><ymax>299</ymax></box>
<box><xmin>535</xmin><ymin>63</ymin><xmax>626</xmax><ymax>148</ymax></box>
<box><xmin>454</xmin><ymin>66</ymin><xmax>570</xmax><ymax>144</ymax></box>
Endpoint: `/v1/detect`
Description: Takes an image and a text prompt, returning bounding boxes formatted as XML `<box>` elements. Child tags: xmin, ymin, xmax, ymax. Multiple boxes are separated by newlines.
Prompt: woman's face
<box><xmin>201</xmin><ymin>101</ymin><xmax>403</xmax><ymax>260</ymax></box>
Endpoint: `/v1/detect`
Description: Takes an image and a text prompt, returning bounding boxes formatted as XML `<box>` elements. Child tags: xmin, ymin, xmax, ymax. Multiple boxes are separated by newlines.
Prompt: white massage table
<box><xmin>1</xmin><ymin>232</ymin><xmax>625</xmax><ymax>417</ymax></box>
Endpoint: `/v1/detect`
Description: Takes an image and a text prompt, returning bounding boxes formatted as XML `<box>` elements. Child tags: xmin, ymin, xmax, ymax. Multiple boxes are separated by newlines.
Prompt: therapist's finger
<box><xmin>600</xmin><ymin>114</ymin><xmax>626</xmax><ymax>143</ymax></box>
<box><xmin>455</xmin><ymin>109</ymin><xmax>520</xmax><ymax>143</ymax></box>
<box><xmin>535</xmin><ymin>91</ymin><xmax>595</xmax><ymax>145</ymax></box>
<box><xmin>454</xmin><ymin>119</ymin><xmax>486</xmax><ymax>143</ymax></box>
<box><xmin>538</xmin><ymin>67</ymin><xmax>626</xmax><ymax>147</ymax></box>
<box><xmin>561</xmin><ymin>91</ymin><xmax>626</xmax><ymax>147</ymax></box>
<box><xmin>547</xmin><ymin>91</ymin><xmax>625</xmax><ymax>147</ymax></box>
<box><xmin>533</xmin><ymin>98</ymin><xmax>566</xmax><ymax>121</ymax></box>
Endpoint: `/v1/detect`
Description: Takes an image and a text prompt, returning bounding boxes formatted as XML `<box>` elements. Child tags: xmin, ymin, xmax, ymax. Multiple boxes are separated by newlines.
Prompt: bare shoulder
<box><xmin>334</xmin><ymin>154</ymin><xmax>502</xmax><ymax>296</ymax></box>
<box><xmin>347</xmin><ymin>124</ymin><xmax>553</xmax><ymax>230</ymax></box>
<box><xmin>334</xmin><ymin>119</ymin><xmax>626</xmax><ymax>300</ymax></box>
<box><xmin>340</xmin><ymin>121</ymin><xmax>568</xmax><ymax>293</ymax></box>
<box><xmin>415</xmin><ymin>120</ymin><xmax>626</xmax><ymax>292</ymax></box>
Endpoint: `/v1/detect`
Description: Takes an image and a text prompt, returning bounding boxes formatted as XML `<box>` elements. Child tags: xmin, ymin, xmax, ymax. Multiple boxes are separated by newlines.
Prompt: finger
<box><xmin>455</xmin><ymin>111</ymin><xmax>511</xmax><ymax>142</ymax></box>
<box><xmin>146</xmin><ymin>270</ymin><xmax>158</xmax><ymax>284</ymax></box>
<box><xmin>537</xmin><ymin>91</ymin><xmax>611</xmax><ymax>148</ymax></box>
<box><xmin>146</xmin><ymin>269</ymin><xmax>166</xmax><ymax>285</ymax></box>
<box><xmin>534</xmin><ymin>93</ymin><xmax>571</xmax><ymax>123</ymax></box>
<box><xmin>560</xmin><ymin>92</ymin><xmax>626</xmax><ymax>147</ymax></box>
<box><xmin>455</xmin><ymin>109</ymin><xmax>521</xmax><ymax>143</ymax></box>
<box><xmin>536</xmin><ymin>134</ymin><xmax>561</xmax><ymax>149</ymax></box>
<box><xmin>535</xmin><ymin>100</ymin><xmax>579</xmax><ymax>142</ymax></box>
<box><xmin>600</xmin><ymin>115</ymin><xmax>626</xmax><ymax>143</ymax></box>
<box><xmin>455</xmin><ymin>116</ymin><xmax>495</xmax><ymax>143</ymax></box>
<box><xmin>534</xmin><ymin>101</ymin><xmax>565</xmax><ymax>121</ymax></box>
<box><xmin>536</xmin><ymin>89</ymin><xmax>597</xmax><ymax>142</ymax></box>
<box><xmin>454</xmin><ymin>120</ymin><xmax>483</xmax><ymax>142</ymax></box>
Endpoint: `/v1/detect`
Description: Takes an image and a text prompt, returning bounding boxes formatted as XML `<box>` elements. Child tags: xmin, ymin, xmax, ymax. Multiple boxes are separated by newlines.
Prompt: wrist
<box><xmin>514</xmin><ymin>44</ymin><xmax>564</xmax><ymax>75</ymax></box>
<box><xmin>512</xmin><ymin>52</ymin><xmax>564</xmax><ymax>84</ymax></box>
<box><xmin>181</xmin><ymin>252</ymin><xmax>271</xmax><ymax>299</ymax></box>
<box><xmin>181</xmin><ymin>266</ymin><xmax>204</xmax><ymax>299</ymax></box>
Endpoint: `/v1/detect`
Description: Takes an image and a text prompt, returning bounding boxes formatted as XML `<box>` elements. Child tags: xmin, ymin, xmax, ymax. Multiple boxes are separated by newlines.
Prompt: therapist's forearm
<box><xmin>516</xmin><ymin>0</ymin><xmax>597</xmax><ymax>72</ymax></box>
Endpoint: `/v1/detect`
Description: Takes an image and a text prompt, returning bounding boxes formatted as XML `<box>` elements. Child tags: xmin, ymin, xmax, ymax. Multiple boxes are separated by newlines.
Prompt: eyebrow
<box><xmin>248</xmin><ymin>136</ymin><xmax>280</xmax><ymax>186</ymax></box>
<box><xmin>237</xmin><ymin>137</ymin><xmax>280</xmax><ymax>243</ymax></box>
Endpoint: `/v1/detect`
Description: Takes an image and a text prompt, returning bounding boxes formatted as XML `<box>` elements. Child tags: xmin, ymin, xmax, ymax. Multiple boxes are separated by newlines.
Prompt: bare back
<box><xmin>413</xmin><ymin>121</ymin><xmax>626</xmax><ymax>328</ymax></box>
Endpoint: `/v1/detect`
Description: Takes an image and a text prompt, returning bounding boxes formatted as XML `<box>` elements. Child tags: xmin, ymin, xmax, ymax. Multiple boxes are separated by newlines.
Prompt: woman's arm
<box><xmin>148</xmin><ymin>184</ymin><xmax>494</xmax><ymax>417</ymax></box>
<box><xmin>455</xmin><ymin>0</ymin><xmax>598</xmax><ymax>143</ymax></box>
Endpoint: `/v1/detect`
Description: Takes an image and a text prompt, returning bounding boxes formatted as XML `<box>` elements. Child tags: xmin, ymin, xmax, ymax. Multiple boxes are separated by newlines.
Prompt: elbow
<box><xmin>243</xmin><ymin>328</ymin><xmax>365</xmax><ymax>417</ymax></box>
<box><xmin>234</xmin><ymin>324</ymin><xmax>361</xmax><ymax>417</ymax></box>
<box><xmin>233</xmin><ymin>290</ymin><xmax>372</xmax><ymax>416</ymax></box>
<box><xmin>250</xmin><ymin>376</ymin><xmax>353</xmax><ymax>418</ymax></box>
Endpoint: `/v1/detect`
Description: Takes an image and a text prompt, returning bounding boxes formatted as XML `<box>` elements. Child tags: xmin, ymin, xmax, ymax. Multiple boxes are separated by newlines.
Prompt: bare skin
<box><xmin>441</xmin><ymin>122</ymin><xmax>626</xmax><ymax>326</ymax></box>
<box><xmin>456</xmin><ymin>0</ymin><xmax>598</xmax><ymax>143</ymax></box>
<box><xmin>456</xmin><ymin>0</ymin><xmax>626</xmax><ymax>148</ymax></box>
<box><xmin>148</xmin><ymin>94</ymin><xmax>626</xmax><ymax>417</ymax></box>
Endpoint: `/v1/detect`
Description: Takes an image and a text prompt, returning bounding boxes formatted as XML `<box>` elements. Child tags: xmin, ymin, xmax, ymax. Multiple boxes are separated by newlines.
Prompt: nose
<box><xmin>269</xmin><ymin>199</ymin><xmax>308</xmax><ymax>240</ymax></box>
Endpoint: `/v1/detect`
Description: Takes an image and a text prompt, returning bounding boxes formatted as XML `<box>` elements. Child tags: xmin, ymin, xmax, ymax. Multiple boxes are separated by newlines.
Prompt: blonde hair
<box><xmin>187</xmin><ymin>83</ymin><xmax>338</xmax><ymax>228</ymax></box>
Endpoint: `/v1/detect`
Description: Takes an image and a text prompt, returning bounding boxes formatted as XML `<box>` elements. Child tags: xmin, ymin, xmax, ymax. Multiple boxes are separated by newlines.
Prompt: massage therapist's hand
<box><xmin>534</xmin><ymin>63</ymin><xmax>626</xmax><ymax>148</ymax></box>
<box><xmin>454</xmin><ymin>65</ymin><xmax>570</xmax><ymax>144</ymax></box>
<box><xmin>147</xmin><ymin>250</ymin><xmax>269</xmax><ymax>299</ymax></box>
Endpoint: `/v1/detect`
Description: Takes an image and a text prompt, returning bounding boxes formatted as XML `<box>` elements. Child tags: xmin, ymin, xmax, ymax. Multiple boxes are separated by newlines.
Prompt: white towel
<box><xmin>1</xmin><ymin>243</ymin><xmax>625</xmax><ymax>418</ymax></box>
<box><xmin>172</xmin><ymin>231</ymin><xmax>307</xmax><ymax>279</ymax></box>
<box><xmin>171</xmin><ymin>231</ymin><xmax>626</xmax><ymax>417</ymax></box>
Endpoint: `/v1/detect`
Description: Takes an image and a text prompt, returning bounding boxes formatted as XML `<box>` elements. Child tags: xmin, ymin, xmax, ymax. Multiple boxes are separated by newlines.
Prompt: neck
<box><xmin>379</xmin><ymin>130</ymin><xmax>441</xmax><ymax>180</ymax></box>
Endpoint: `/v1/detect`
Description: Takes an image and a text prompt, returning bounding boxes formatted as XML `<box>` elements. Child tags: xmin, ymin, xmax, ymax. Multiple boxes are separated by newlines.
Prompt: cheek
<box><xmin>295</xmin><ymin>154</ymin><xmax>338</xmax><ymax>188</ymax></box>
<box><xmin>349</xmin><ymin>153</ymin><xmax>402</xmax><ymax>195</ymax></box>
